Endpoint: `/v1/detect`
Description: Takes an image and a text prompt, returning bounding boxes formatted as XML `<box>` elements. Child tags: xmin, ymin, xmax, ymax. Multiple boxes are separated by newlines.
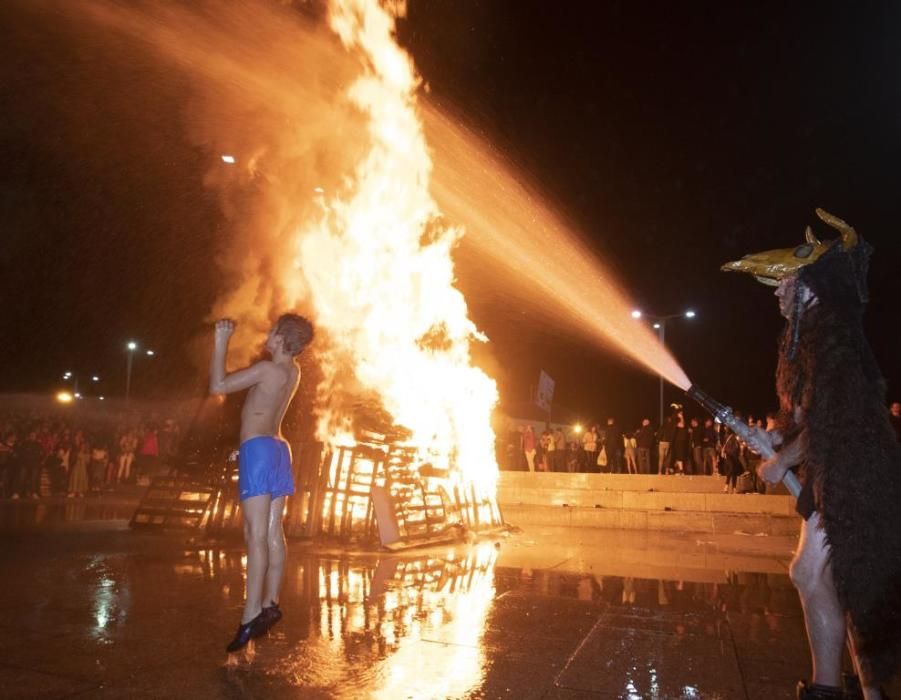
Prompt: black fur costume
<box><xmin>775</xmin><ymin>240</ymin><xmax>901</xmax><ymax>686</ymax></box>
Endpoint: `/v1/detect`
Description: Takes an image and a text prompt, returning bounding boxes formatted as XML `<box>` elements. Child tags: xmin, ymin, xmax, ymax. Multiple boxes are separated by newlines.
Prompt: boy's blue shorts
<box><xmin>238</xmin><ymin>436</ymin><xmax>294</xmax><ymax>501</ymax></box>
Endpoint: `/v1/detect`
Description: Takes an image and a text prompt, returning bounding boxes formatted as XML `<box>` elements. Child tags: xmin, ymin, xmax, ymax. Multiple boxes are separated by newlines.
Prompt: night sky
<box><xmin>1</xmin><ymin>0</ymin><xmax>899</xmax><ymax>428</ymax></box>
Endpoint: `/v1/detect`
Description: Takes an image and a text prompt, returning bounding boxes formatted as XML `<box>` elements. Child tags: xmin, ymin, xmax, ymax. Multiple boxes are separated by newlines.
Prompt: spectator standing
<box><xmin>522</xmin><ymin>425</ymin><xmax>537</xmax><ymax>473</ymax></box>
<box><xmin>54</xmin><ymin>441</ymin><xmax>72</xmax><ymax>494</ymax></box>
<box><xmin>657</xmin><ymin>411</ymin><xmax>676</xmax><ymax>474</ymax></box>
<box><xmin>139</xmin><ymin>425</ymin><xmax>160</xmax><ymax>479</ymax></box>
<box><xmin>553</xmin><ymin>428</ymin><xmax>566</xmax><ymax>472</ymax></box>
<box><xmin>623</xmin><ymin>431</ymin><xmax>638</xmax><ymax>474</ymax></box>
<box><xmin>56</xmin><ymin>440</ymin><xmax>71</xmax><ymax>476</ymax></box>
<box><xmin>713</xmin><ymin>421</ymin><xmax>726</xmax><ymax>475</ymax></box>
<box><xmin>16</xmin><ymin>430</ymin><xmax>43</xmax><ymax>499</ymax></box>
<box><xmin>701</xmin><ymin>418</ymin><xmax>718</xmax><ymax>475</ymax></box>
<box><xmin>159</xmin><ymin>418</ymin><xmax>181</xmax><ymax>470</ymax></box>
<box><xmin>506</xmin><ymin>429</ymin><xmax>523</xmax><ymax>470</ymax></box>
<box><xmin>582</xmin><ymin>425</ymin><xmax>598</xmax><ymax>473</ymax></box>
<box><xmin>90</xmin><ymin>440</ymin><xmax>109</xmax><ymax>491</ymax></box>
<box><xmin>566</xmin><ymin>441</ymin><xmax>579</xmax><ymax>473</ymax></box>
<box><xmin>744</xmin><ymin>417</ymin><xmax>764</xmax><ymax>493</ymax></box>
<box><xmin>671</xmin><ymin>412</ymin><xmax>690</xmax><ymax>475</ymax></box>
<box><xmin>890</xmin><ymin>401</ymin><xmax>901</xmax><ymax>441</ymax></box>
<box><xmin>37</xmin><ymin>423</ymin><xmax>55</xmax><ymax>459</ymax></box>
<box><xmin>721</xmin><ymin>429</ymin><xmax>743</xmax><ymax>494</ymax></box>
<box><xmin>689</xmin><ymin>418</ymin><xmax>704</xmax><ymax>476</ymax></box>
<box><xmin>118</xmin><ymin>429</ymin><xmax>138</xmax><ymax>484</ymax></box>
<box><xmin>538</xmin><ymin>430</ymin><xmax>553</xmax><ymax>472</ymax></box>
<box><xmin>68</xmin><ymin>442</ymin><xmax>90</xmax><ymax>497</ymax></box>
<box><xmin>605</xmin><ymin>417</ymin><xmax>624</xmax><ymax>474</ymax></box>
<box><xmin>636</xmin><ymin>418</ymin><xmax>654</xmax><ymax>474</ymax></box>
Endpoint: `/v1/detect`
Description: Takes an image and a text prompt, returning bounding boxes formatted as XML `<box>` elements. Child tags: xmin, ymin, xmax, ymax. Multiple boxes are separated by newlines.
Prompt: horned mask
<box><xmin>721</xmin><ymin>208</ymin><xmax>859</xmax><ymax>286</ymax></box>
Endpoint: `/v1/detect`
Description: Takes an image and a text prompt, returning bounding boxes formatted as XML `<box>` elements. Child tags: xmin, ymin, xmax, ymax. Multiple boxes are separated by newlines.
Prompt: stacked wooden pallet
<box><xmin>129</xmin><ymin>476</ymin><xmax>218</xmax><ymax>530</ymax></box>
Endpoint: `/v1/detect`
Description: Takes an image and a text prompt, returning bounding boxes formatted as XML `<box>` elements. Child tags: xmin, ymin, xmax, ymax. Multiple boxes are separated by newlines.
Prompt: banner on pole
<box><xmin>535</xmin><ymin>370</ymin><xmax>555</xmax><ymax>413</ymax></box>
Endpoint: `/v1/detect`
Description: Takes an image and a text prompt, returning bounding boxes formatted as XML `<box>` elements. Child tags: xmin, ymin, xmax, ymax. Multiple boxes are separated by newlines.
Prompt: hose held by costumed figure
<box><xmin>685</xmin><ymin>384</ymin><xmax>801</xmax><ymax>497</ymax></box>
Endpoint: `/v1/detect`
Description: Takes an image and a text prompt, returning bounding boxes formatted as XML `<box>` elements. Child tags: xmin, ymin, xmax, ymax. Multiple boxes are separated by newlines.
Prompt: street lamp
<box><xmin>125</xmin><ymin>341</ymin><xmax>138</xmax><ymax>404</ymax></box>
<box><xmin>125</xmin><ymin>340</ymin><xmax>154</xmax><ymax>404</ymax></box>
<box><xmin>631</xmin><ymin>308</ymin><xmax>697</xmax><ymax>426</ymax></box>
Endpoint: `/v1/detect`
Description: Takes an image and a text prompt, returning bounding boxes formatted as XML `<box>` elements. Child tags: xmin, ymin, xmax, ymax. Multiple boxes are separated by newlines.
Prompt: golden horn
<box><xmin>815</xmin><ymin>208</ymin><xmax>857</xmax><ymax>249</ymax></box>
<box><xmin>804</xmin><ymin>225</ymin><xmax>821</xmax><ymax>246</ymax></box>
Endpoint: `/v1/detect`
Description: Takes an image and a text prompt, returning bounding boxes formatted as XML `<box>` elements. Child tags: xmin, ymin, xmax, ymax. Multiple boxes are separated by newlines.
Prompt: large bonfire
<box><xmin>287</xmin><ymin>0</ymin><xmax>499</xmax><ymax>495</ymax></box>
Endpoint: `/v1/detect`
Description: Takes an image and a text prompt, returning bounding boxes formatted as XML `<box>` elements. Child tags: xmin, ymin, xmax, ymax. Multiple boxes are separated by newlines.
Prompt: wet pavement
<box><xmin>1</xmin><ymin>500</ymin><xmax>896</xmax><ymax>699</ymax></box>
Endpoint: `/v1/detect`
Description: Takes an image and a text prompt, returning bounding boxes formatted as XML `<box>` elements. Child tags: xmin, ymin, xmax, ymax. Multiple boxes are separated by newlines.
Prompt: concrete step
<box><xmin>501</xmin><ymin>503</ymin><xmax>800</xmax><ymax>536</ymax></box>
<box><xmin>496</xmin><ymin>472</ymin><xmax>800</xmax><ymax>535</ymax></box>
<box><xmin>498</xmin><ymin>471</ymin><xmax>780</xmax><ymax>494</ymax></box>
<box><xmin>498</xmin><ymin>486</ymin><xmax>796</xmax><ymax>516</ymax></box>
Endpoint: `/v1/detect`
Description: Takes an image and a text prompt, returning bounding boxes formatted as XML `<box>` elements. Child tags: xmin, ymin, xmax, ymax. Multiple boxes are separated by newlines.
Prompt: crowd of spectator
<box><xmin>504</xmin><ymin>400</ymin><xmax>901</xmax><ymax>494</ymax></box>
<box><xmin>0</xmin><ymin>409</ymin><xmax>182</xmax><ymax>499</ymax></box>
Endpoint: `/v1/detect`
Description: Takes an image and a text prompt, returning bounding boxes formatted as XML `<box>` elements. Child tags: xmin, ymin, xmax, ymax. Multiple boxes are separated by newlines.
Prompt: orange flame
<box><xmin>283</xmin><ymin>0</ymin><xmax>500</xmax><ymax>491</ymax></box>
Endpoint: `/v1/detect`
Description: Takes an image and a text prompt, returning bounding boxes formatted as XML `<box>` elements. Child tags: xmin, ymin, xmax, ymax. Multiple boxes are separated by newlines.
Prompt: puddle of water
<box><xmin>0</xmin><ymin>505</ymin><xmax>808</xmax><ymax>699</ymax></box>
<box><xmin>171</xmin><ymin>543</ymin><xmax>801</xmax><ymax>698</ymax></box>
<box><xmin>0</xmin><ymin>499</ymin><xmax>135</xmax><ymax>529</ymax></box>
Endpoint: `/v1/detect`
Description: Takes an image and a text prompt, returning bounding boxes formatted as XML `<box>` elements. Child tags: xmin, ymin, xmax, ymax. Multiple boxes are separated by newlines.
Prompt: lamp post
<box><xmin>631</xmin><ymin>309</ymin><xmax>696</xmax><ymax>426</ymax></box>
<box><xmin>125</xmin><ymin>341</ymin><xmax>155</xmax><ymax>405</ymax></box>
<box><xmin>125</xmin><ymin>341</ymin><xmax>137</xmax><ymax>405</ymax></box>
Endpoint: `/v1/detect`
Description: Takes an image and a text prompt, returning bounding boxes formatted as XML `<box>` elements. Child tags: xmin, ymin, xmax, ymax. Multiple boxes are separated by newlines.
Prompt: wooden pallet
<box><xmin>129</xmin><ymin>476</ymin><xmax>218</xmax><ymax>530</ymax></box>
<box><xmin>307</xmin><ymin>438</ymin><xmax>504</xmax><ymax>548</ymax></box>
<box><xmin>309</xmin><ymin>442</ymin><xmax>386</xmax><ymax>542</ymax></box>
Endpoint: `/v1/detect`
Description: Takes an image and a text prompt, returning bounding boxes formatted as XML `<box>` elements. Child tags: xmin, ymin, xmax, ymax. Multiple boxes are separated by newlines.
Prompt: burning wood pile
<box><xmin>139</xmin><ymin>0</ymin><xmax>507</xmax><ymax>548</ymax></box>
<box><xmin>295</xmin><ymin>402</ymin><xmax>504</xmax><ymax>548</ymax></box>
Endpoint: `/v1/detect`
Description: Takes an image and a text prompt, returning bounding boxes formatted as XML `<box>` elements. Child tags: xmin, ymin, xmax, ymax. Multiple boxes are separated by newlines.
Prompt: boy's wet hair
<box><xmin>275</xmin><ymin>314</ymin><xmax>314</xmax><ymax>356</ymax></box>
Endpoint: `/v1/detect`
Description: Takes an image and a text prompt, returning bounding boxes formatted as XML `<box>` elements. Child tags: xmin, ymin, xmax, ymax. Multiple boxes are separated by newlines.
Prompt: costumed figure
<box><xmin>723</xmin><ymin>209</ymin><xmax>901</xmax><ymax>700</ymax></box>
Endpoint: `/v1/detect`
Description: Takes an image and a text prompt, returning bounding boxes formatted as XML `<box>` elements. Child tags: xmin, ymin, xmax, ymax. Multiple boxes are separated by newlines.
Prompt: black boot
<box><xmin>226</xmin><ymin>611</ymin><xmax>264</xmax><ymax>653</ymax></box>
<box><xmin>254</xmin><ymin>602</ymin><xmax>283</xmax><ymax>637</ymax></box>
<box><xmin>796</xmin><ymin>680</ymin><xmax>846</xmax><ymax>700</ymax></box>
<box><xmin>843</xmin><ymin>673</ymin><xmax>863</xmax><ymax>700</ymax></box>
<box><xmin>842</xmin><ymin>672</ymin><xmax>892</xmax><ymax>700</ymax></box>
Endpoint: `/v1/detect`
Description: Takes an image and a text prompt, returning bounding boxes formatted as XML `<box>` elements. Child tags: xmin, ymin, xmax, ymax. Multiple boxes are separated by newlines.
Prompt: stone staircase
<box><xmin>497</xmin><ymin>472</ymin><xmax>799</xmax><ymax>535</ymax></box>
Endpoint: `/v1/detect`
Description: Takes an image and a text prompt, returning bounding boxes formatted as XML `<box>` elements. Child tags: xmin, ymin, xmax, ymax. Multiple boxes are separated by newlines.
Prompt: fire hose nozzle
<box><xmin>685</xmin><ymin>384</ymin><xmax>801</xmax><ymax>499</ymax></box>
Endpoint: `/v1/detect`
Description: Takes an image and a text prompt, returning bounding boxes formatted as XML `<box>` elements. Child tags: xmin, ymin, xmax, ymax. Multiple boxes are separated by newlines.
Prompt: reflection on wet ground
<box><xmin>0</xmin><ymin>499</ymin><xmax>135</xmax><ymax>529</ymax></box>
<box><xmin>0</xmin><ymin>508</ymin><xmax>891</xmax><ymax>699</ymax></box>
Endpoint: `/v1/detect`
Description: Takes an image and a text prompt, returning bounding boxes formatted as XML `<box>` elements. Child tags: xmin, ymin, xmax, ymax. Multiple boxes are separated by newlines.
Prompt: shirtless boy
<box><xmin>209</xmin><ymin>314</ymin><xmax>313</xmax><ymax>653</ymax></box>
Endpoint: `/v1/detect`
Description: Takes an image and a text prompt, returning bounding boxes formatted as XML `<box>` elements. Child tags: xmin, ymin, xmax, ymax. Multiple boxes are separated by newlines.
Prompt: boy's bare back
<box><xmin>209</xmin><ymin>318</ymin><xmax>305</xmax><ymax>443</ymax></box>
<box><xmin>239</xmin><ymin>360</ymin><xmax>299</xmax><ymax>443</ymax></box>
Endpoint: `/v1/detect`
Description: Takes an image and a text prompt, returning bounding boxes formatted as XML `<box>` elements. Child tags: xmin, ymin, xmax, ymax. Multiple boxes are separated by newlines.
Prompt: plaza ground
<box><xmin>6</xmin><ymin>493</ymin><xmax>896</xmax><ymax>699</ymax></box>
